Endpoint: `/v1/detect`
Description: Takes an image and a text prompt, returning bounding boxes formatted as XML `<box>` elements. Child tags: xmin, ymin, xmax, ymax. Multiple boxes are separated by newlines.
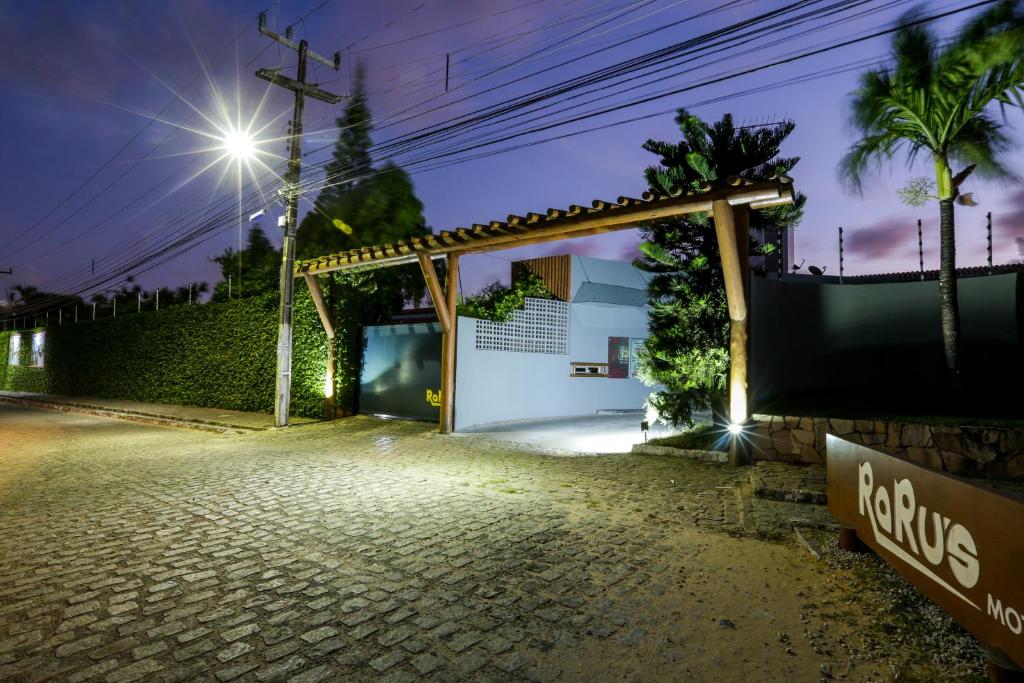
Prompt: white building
<box><xmin>453</xmin><ymin>254</ymin><xmax>657</xmax><ymax>430</ymax></box>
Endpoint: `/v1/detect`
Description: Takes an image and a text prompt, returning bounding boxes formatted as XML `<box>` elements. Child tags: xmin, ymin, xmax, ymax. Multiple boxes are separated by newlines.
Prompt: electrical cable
<box><xmin>4</xmin><ymin>0</ymin><xmax>987</xmax><ymax>319</ymax></box>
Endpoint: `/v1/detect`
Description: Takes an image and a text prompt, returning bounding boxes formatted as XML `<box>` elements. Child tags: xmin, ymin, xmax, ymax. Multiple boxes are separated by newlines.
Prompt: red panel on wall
<box><xmin>607</xmin><ymin>336</ymin><xmax>629</xmax><ymax>378</ymax></box>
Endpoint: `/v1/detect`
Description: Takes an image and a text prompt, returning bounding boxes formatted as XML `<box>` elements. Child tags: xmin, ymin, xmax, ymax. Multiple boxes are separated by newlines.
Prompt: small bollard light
<box><xmin>640</xmin><ymin>420</ymin><xmax>649</xmax><ymax>443</ymax></box>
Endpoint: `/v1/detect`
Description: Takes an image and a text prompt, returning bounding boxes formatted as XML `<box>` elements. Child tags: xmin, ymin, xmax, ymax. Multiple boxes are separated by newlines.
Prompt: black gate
<box><xmin>360</xmin><ymin>322</ymin><xmax>442</xmax><ymax>421</ymax></box>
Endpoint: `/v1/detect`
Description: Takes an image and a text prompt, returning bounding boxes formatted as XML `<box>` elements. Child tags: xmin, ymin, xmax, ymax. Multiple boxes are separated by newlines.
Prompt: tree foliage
<box><xmin>211</xmin><ymin>225</ymin><xmax>279</xmax><ymax>301</ymax></box>
<box><xmin>839</xmin><ymin>1</ymin><xmax>1024</xmax><ymax>194</ymax></box>
<box><xmin>457</xmin><ymin>273</ymin><xmax>553</xmax><ymax>322</ymax></box>
<box><xmin>637</xmin><ymin>110</ymin><xmax>804</xmax><ymax>426</ymax></box>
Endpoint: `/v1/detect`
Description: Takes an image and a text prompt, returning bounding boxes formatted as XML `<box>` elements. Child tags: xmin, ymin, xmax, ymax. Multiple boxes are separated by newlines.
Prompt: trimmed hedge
<box><xmin>0</xmin><ymin>288</ymin><xmax>331</xmax><ymax>419</ymax></box>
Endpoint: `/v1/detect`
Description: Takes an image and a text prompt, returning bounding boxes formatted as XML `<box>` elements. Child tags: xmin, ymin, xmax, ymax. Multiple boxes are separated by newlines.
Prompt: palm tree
<box><xmin>839</xmin><ymin>1</ymin><xmax>1024</xmax><ymax>388</ymax></box>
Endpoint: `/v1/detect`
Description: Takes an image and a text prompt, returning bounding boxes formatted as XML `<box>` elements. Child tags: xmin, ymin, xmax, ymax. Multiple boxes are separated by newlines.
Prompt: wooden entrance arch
<box><xmin>293</xmin><ymin>177</ymin><xmax>796</xmax><ymax>443</ymax></box>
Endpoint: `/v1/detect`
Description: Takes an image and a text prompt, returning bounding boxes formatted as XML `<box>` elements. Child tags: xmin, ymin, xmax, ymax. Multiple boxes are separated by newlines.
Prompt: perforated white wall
<box><xmin>474</xmin><ymin>297</ymin><xmax>569</xmax><ymax>354</ymax></box>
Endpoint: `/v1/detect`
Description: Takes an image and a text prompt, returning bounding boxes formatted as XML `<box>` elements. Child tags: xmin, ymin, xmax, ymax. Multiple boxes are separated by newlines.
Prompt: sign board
<box><xmin>827</xmin><ymin>435</ymin><xmax>1024</xmax><ymax>667</ymax></box>
<box><xmin>607</xmin><ymin>336</ymin><xmax>629</xmax><ymax>378</ymax></box>
<box><xmin>7</xmin><ymin>334</ymin><xmax>18</xmax><ymax>366</ymax></box>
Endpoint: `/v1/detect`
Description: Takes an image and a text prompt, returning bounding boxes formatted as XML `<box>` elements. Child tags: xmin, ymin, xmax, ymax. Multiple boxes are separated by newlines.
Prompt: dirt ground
<box><xmin>0</xmin><ymin>404</ymin><xmax>985</xmax><ymax>682</ymax></box>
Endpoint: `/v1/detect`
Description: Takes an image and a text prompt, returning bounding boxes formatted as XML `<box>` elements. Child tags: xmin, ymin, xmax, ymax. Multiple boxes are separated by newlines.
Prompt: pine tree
<box><xmin>637</xmin><ymin>110</ymin><xmax>804</xmax><ymax>425</ymax></box>
<box><xmin>297</xmin><ymin>62</ymin><xmax>428</xmax><ymax>262</ymax></box>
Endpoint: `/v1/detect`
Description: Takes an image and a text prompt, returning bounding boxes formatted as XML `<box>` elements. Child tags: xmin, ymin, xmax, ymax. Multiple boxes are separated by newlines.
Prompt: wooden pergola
<box><xmin>294</xmin><ymin>176</ymin><xmax>795</xmax><ymax>438</ymax></box>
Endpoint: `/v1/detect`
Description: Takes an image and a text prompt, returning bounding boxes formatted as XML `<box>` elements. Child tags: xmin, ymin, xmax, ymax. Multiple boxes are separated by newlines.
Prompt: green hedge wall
<box><xmin>0</xmin><ymin>288</ymin><xmax>332</xmax><ymax>419</ymax></box>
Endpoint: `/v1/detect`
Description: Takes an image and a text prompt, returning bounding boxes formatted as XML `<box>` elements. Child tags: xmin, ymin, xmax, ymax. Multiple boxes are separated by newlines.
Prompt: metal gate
<box><xmin>360</xmin><ymin>322</ymin><xmax>442</xmax><ymax>420</ymax></box>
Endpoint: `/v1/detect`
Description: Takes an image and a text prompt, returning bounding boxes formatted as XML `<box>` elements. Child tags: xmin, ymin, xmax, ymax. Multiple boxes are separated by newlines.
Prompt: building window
<box><xmin>570</xmin><ymin>362</ymin><xmax>608</xmax><ymax>377</ymax></box>
<box><xmin>31</xmin><ymin>332</ymin><xmax>45</xmax><ymax>368</ymax></box>
<box><xmin>7</xmin><ymin>335</ymin><xmax>19</xmax><ymax>366</ymax></box>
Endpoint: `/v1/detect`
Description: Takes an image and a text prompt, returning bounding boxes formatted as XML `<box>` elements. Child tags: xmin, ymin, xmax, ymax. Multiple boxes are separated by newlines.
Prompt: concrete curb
<box><xmin>631</xmin><ymin>443</ymin><xmax>729</xmax><ymax>464</ymax></box>
<box><xmin>0</xmin><ymin>395</ymin><xmax>257</xmax><ymax>435</ymax></box>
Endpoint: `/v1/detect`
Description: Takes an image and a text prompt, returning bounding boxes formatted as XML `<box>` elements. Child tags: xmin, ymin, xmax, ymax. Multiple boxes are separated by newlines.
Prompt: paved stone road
<box><xmin>0</xmin><ymin>404</ymin><xmax>923</xmax><ymax>682</ymax></box>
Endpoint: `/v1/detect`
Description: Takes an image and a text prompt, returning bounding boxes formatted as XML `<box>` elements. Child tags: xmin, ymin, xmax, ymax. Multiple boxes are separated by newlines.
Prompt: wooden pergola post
<box><xmin>303</xmin><ymin>273</ymin><xmax>337</xmax><ymax>419</ymax></box>
<box><xmin>442</xmin><ymin>254</ymin><xmax>459</xmax><ymax>433</ymax></box>
<box><xmin>712</xmin><ymin>200</ymin><xmax>751</xmax><ymax>432</ymax></box>
<box><xmin>417</xmin><ymin>252</ymin><xmax>458</xmax><ymax>433</ymax></box>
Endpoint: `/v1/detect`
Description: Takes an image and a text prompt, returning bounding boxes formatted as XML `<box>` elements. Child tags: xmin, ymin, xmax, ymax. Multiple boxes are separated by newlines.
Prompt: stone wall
<box><xmin>751</xmin><ymin>414</ymin><xmax>1024</xmax><ymax>479</ymax></box>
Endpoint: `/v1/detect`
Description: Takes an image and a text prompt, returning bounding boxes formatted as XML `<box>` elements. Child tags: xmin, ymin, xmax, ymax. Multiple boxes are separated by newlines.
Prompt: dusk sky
<box><xmin>2</xmin><ymin>0</ymin><xmax>1023</xmax><ymax>306</ymax></box>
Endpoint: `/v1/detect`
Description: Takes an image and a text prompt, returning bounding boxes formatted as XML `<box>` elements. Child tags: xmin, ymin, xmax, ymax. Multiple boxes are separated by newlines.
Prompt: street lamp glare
<box><xmin>222</xmin><ymin>128</ymin><xmax>256</xmax><ymax>161</ymax></box>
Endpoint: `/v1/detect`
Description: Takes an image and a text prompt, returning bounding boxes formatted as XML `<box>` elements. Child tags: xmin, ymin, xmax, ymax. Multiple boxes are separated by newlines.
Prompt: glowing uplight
<box><xmin>221</xmin><ymin>127</ymin><xmax>257</xmax><ymax>161</ymax></box>
<box><xmin>727</xmin><ymin>422</ymin><xmax>744</xmax><ymax>435</ymax></box>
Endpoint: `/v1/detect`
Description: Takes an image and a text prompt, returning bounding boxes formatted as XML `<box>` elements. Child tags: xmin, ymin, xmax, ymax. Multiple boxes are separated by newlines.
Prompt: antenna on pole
<box><xmin>838</xmin><ymin>227</ymin><xmax>844</xmax><ymax>284</ymax></box>
<box><xmin>918</xmin><ymin>219</ymin><xmax>925</xmax><ymax>280</ymax></box>
<box><xmin>986</xmin><ymin>211</ymin><xmax>993</xmax><ymax>273</ymax></box>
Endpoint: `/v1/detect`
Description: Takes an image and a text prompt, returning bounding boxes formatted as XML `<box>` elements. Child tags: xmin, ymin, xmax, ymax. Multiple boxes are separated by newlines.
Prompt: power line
<box><xmin>4</xmin><ymin>0</ymin><xmax>990</xmax><ymax>319</ymax></box>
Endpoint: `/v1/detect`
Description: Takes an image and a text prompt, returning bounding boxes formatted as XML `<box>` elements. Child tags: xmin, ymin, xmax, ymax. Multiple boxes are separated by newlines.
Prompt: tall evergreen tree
<box><xmin>637</xmin><ymin>110</ymin><xmax>804</xmax><ymax>426</ymax></box>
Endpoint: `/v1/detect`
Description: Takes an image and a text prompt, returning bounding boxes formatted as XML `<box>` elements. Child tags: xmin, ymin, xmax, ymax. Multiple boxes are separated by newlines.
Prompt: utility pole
<box><xmin>256</xmin><ymin>12</ymin><xmax>343</xmax><ymax>428</ymax></box>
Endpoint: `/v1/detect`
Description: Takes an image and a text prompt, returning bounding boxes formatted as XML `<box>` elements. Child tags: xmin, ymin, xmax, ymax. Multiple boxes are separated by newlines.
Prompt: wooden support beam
<box><xmin>303</xmin><ymin>273</ymin><xmax>337</xmax><ymax>420</ymax></box>
<box><xmin>440</xmin><ymin>253</ymin><xmax>459</xmax><ymax>434</ymax></box>
<box><xmin>418</xmin><ymin>252</ymin><xmax>451</xmax><ymax>335</ymax></box>
<box><xmin>295</xmin><ymin>181</ymin><xmax>791</xmax><ymax>277</ymax></box>
<box><xmin>302</xmin><ymin>274</ymin><xmax>335</xmax><ymax>339</ymax></box>
<box><xmin>712</xmin><ymin>200</ymin><xmax>749</xmax><ymax>434</ymax></box>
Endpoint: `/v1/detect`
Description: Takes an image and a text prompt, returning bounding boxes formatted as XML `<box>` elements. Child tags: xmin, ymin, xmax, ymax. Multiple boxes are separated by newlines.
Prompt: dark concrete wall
<box><xmin>360</xmin><ymin>322</ymin><xmax>442</xmax><ymax>421</ymax></box>
<box><xmin>749</xmin><ymin>272</ymin><xmax>1022</xmax><ymax>404</ymax></box>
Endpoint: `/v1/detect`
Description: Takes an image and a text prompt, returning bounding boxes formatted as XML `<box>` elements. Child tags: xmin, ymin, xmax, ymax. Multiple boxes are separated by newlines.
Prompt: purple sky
<box><xmin>1</xmin><ymin>0</ymin><xmax>1023</xmax><ymax>305</ymax></box>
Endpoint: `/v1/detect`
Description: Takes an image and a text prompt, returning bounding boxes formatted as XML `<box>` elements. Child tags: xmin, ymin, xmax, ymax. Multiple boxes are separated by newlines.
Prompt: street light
<box><xmin>220</xmin><ymin>127</ymin><xmax>256</xmax><ymax>161</ymax></box>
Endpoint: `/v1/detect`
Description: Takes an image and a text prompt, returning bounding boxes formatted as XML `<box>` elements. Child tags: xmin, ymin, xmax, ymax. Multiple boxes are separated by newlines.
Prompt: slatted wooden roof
<box><xmin>295</xmin><ymin>176</ymin><xmax>795</xmax><ymax>276</ymax></box>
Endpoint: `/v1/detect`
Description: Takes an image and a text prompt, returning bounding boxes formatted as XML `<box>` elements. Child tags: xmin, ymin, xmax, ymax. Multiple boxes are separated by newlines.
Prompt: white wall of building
<box><xmin>454</xmin><ymin>313</ymin><xmax>655</xmax><ymax>430</ymax></box>
<box><xmin>453</xmin><ymin>255</ymin><xmax>659</xmax><ymax>430</ymax></box>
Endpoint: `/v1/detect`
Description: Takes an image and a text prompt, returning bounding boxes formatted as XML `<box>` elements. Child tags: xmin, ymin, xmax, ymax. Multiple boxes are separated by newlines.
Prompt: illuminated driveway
<box><xmin>455</xmin><ymin>413</ymin><xmax>686</xmax><ymax>454</ymax></box>
<box><xmin>0</xmin><ymin>404</ymin><xmax>947</xmax><ymax>681</ymax></box>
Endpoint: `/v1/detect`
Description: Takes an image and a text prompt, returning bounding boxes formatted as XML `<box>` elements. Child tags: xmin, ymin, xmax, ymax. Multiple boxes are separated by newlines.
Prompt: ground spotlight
<box><xmin>727</xmin><ymin>422</ymin><xmax>744</xmax><ymax>435</ymax></box>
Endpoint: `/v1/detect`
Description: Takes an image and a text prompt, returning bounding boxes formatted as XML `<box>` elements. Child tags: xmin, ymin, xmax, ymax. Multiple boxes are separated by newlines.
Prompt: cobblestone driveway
<box><xmin>0</xmin><ymin>405</ymin><xmax>894</xmax><ymax>682</ymax></box>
